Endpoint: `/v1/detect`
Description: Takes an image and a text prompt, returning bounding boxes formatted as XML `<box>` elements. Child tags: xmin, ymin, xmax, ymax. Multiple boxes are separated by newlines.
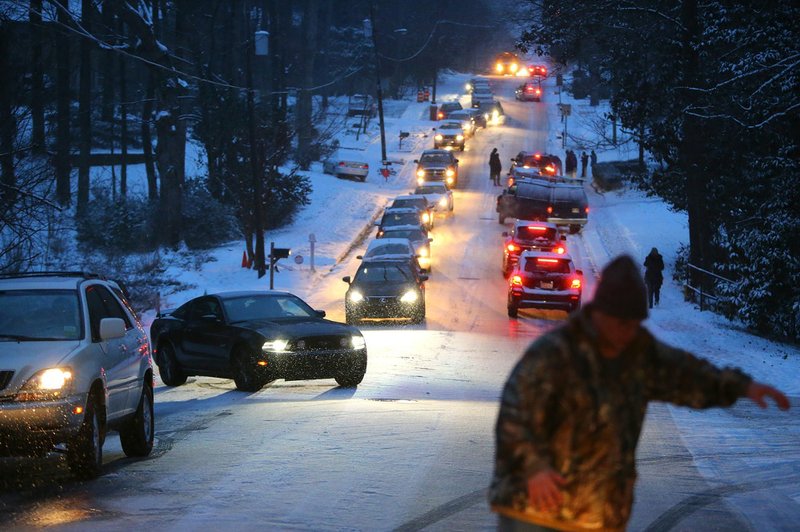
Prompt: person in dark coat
<box><xmin>565</xmin><ymin>150</ymin><xmax>577</xmax><ymax>178</ymax></box>
<box><xmin>489</xmin><ymin>148</ymin><xmax>502</xmax><ymax>186</ymax></box>
<box><xmin>490</xmin><ymin>255</ymin><xmax>789</xmax><ymax>531</ymax></box>
<box><xmin>644</xmin><ymin>247</ymin><xmax>665</xmax><ymax>308</ymax></box>
<box><xmin>580</xmin><ymin>151</ymin><xmax>589</xmax><ymax>178</ymax></box>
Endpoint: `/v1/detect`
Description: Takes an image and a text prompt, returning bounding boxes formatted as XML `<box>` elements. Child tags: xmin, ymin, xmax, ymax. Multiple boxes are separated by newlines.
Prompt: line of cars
<box><xmin>342</xmin><ymin>173</ymin><xmax>455</xmax><ymax>326</ymax></box>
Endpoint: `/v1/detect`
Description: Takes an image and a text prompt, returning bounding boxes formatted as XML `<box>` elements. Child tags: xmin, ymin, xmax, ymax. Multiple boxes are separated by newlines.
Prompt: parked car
<box><xmin>390</xmin><ymin>194</ymin><xmax>435</xmax><ymax>230</ymax></box>
<box><xmin>378</xmin><ymin>227</ymin><xmax>434</xmax><ymax>272</ymax></box>
<box><xmin>413</xmin><ymin>181</ymin><xmax>454</xmax><ymax>214</ymax></box>
<box><xmin>376</xmin><ymin>207</ymin><xmax>429</xmax><ymax>237</ymax></box>
<box><xmin>0</xmin><ymin>272</ymin><xmax>154</xmax><ymax>479</ymax></box>
<box><xmin>446</xmin><ymin>110</ymin><xmax>477</xmax><ymax>138</ymax></box>
<box><xmin>515</xmin><ymin>81</ymin><xmax>543</xmax><ymax>102</ymax></box>
<box><xmin>323</xmin><ymin>157</ymin><xmax>369</xmax><ymax>182</ymax></box>
<box><xmin>507</xmin><ymin>251</ymin><xmax>583</xmax><ymax>317</ymax></box>
<box><xmin>494</xmin><ymin>51</ymin><xmax>521</xmax><ymax>76</ymax></box>
<box><xmin>347</xmin><ymin>94</ymin><xmax>376</xmax><ymax>117</ymax></box>
<box><xmin>501</xmin><ymin>220</ymin><xmax>566</xmax><ymax>276</ymax></box>
<box><xmin>465</xmin><ymin>107</ymin><xmax>488</xmax><ymax>129</ymax></box>
<box><xmin>343</xmin><ymin>260</ymin><xmax>428</xmax><ymax>324</ymax></box>
<box><xmin>415</xmin><ymin>149</ymin><xmax>459</xmax><ymax>188</ymax></box>
<box><xmin>437</xmin><ymin>101</ymin><xmax>463</xmax><ymax>120</ymax></box>
<box><xmin>433</xmin><ymin>121</ymin><xmax>466</xmax><ymax>151</ymax></box>
<box><xmin>478</xmin><ymin>100</ymin><xmax>505</xmax><ymax>125</ymax></box>
<box><xmin>150</xmin><ymin>291</ymin><xmax>367</xmax><ymax>391</ymax></box>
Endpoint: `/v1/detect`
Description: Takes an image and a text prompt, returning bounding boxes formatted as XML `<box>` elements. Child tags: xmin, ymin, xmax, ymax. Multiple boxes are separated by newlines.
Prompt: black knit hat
<box><xmin>592</xmin><ymin>255</ymin><xmax>648</xmax><ymax>320</ymax></box>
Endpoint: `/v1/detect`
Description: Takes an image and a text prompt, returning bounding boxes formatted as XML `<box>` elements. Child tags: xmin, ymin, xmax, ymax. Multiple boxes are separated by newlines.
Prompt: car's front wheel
<box><xmin>67</xmin><ymin>396</ymin><xmax>103</xmax><ymax>479</ymax></box>
<box><xmin>507</xmin><ymin>305</ymin><xmax>518</xmax><ymax>318</ymax></box>
<box><xmin>233</xmin><ymin>348</ymin><xmax>265</xmax><ymax>392</ymax></box>
<box><xmin>157</xmin><ymin>343</ymin><xmax>187</xmax><ymax>386</ymax></box>
<box><xmin>119</xmin><ymin>384</ymin><xmax>154</xmax><ymax>457</ymax></box>
<box><xmin>335</xmin><ymin>360</ymin><xmax>366</xmax><ymax>388</ymax></box>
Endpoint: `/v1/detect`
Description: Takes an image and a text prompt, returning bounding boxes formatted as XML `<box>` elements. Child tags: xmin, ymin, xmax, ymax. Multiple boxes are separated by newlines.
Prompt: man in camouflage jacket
<box><xmin>490</xmin><ymin>255</ymin><xmax>790</xmax><ymax>531</ymax></box>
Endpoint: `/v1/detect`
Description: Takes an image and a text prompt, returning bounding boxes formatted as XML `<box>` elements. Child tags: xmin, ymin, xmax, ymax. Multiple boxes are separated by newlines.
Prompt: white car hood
<box><xmin>0</xmin><ymin>340</ymin><xmax>82</xmax><ymax>385</ymax></box>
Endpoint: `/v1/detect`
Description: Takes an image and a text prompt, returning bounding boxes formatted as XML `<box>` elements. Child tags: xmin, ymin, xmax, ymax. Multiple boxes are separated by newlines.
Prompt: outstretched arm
<box><xmin>746</xmin><ymin>381</ymin><xmax>790</xmax><ymax>410</ymax></box>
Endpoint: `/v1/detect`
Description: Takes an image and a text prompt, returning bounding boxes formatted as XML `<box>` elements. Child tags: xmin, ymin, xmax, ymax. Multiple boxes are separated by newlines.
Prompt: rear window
<box><xmin>517</xmin><ymin>183</ymin><xmax>552</xmax><ymax>199</ymax></box>
<box><xmin>516</xmin><ymin>225</ymin><xmax>557</xmax><ymax>241</ymax></box>
<box><xmin>553</xmin><ymin>186</ymin><xmax>587</xmax><ymax>204</ymax></box>
<box><xmin>382</xmin><ymin>212</ymin><xmax>420</xmax><ymax>225</ymax></box>
<box><xmin>523</xmin><ymin>257</ymin><xmax>571</xmax><ymax>274</ymax></box>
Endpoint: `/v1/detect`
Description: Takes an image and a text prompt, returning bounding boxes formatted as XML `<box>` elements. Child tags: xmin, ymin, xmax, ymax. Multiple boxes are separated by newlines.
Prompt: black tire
<box><xmin>360</xmin><ymin>175</ymin><xmax>366</xmax><ymax>182</ymax></box>
<box><xmin>498</xmin><ymin>213</ymin><xmax>505</xmax><ymax>224</ymax></box>
<box><xmin>507</xmin><ymin>305</ymin><xmax>518</xmax><ymax>318</ymax></box>
<box><xmin>233</xmin><ymin>348</ymin><xmax>264</xmax><ymax>392</ymax></box>
<box><xmin>335</xmin><ymin>360</ymin><xmax>367</xmax><ymax>388</ymax></box>
<box><xmin>569</xmin><ymin>224</ymin><xmax>580</xmax><ymax>234</ymax></box>
<box><xmin>119</xmin><ymin>384</ymin><xmax>154</xmax><ymax>457</ymax></box>
<box><xmin>67</xmin><ymin>397</ymin><xmax>103</xmax><ymax>479</ymax></box>
<box><xmin>157</xmin><ymin>343</ymin><xmax>187</xmax><ymax>386</ymax></box>
<box><xmin>571</xmin><ymin>301</ymin><xmax>582</xmax><ymax>313</ymax></box>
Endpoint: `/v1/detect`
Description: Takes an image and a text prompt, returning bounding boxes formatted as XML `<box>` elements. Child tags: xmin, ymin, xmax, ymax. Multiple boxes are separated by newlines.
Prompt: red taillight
<box><xmin>527</xmin><ymin>226</ymin><xmax>547</xmax><ymax>231</ymax></box>
<box><xmin>507</xmin><ymin>243</ymin><xmax>517</xmax><ymax>252</ymax></box>
<box><xmin>585</xmin><ymin>207</ymin><xmax>590</xmax><ymax>214</ymax></box>
<box><xmin>545</xmin><ymin>165</ymin><xmax>555</xmax><ymax>174</ymax></box>
<box><xmin>547</xmin><ymin>206</ymin><xmax>553</xmax><ymax>214</ymax></box>
<box><xmin>511</xmin><ymin>275</ymin><xmax>522</xmax><ymax>286</ymax></box>
<box><xmin>534</xmin><ymin>153</ymin><xmax>542</xmax><ymax>159</ymax></box>
<box><xmin>571</xmin><ymin>278</ymin><xmax>582</xmax><ymax>289</ymax></box>
<box><xmin>338</xmin><ymin>162</ymin><xmax>345</xmax><ymax>166</ymax></box>
<box><xmin>526</xmin><ymin>87</ymin><xmax>534</xmax><ymax>92</ymax></box>
<box><xmin>537</xmin><ymin>258</ymin><xmax>558</xmax><ymax>263</ymax></box>
<box><xmin>362</xmin><ymin>164</ymin><xmax>369</xmax><ymax>169</ymax></box>
<box><xmin>555</xmin><ymin>246</ymin><xmax>566</xmax><ymax>254</ymax></box>
<box><xmin>535</xmin><ymin>89</ymin><xmax>541</xmax><ymax>95</ymax></box>
<box><xmin>437</xmin><ymin>112</ymin><xmax>444</xmax><ymax>119</ymax></box>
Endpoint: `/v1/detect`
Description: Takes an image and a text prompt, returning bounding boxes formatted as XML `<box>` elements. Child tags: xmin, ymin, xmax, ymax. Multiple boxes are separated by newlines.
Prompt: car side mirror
<box><xmin>502</xmin><ymin>231</ymin><xmax>509</xmax><ymax>237</ymax></box>
<box><xmin>356</xmin><ymin>255</ymin><xmax>363</xmax><ymax>260</ymax></box>
<box><xmin>342</xmin><ymin>276</ymin><xmax>351</xmax><ymax>284</ymax></box>
<box><xmin>576</xmin><ymin>269</ymin><xmax>584</xmax><ymax>276</ymax></box>
<box><xmin>419</xmin><ymin>275</ymin><xmax>429</xmax><ymax>282</ymax></box>
<box><xmin>200</xmin><ymin>314</ymin><xmax>220</xmax><ymax>322</ymax></box>
<box><xmin>315</xmin><ymin>310</ymin><xmax>326</xmax><ymax>318</ymax></box>
<box><xmin>99</xmin><ymin>317</ymin><xmax>126</xmax><ymax>341</ymax></box>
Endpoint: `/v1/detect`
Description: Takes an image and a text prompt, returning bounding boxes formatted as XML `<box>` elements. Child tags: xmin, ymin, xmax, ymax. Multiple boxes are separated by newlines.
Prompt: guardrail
<box><xmin>684</xmin><ymin>263</ymin><xmax>734</xmax><ymax>311</ymax></box>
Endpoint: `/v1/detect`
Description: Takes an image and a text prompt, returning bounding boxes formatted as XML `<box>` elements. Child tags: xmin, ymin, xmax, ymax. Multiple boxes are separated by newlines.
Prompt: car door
<box><xmin>85</xmin><ymin>284</ymin><xmax>138</xmax><ymax>417</ymax></box>
<box><xmin>180</xmin><ymin>296</ymin><xmax>234</xmax><ymax>372</ymax></box>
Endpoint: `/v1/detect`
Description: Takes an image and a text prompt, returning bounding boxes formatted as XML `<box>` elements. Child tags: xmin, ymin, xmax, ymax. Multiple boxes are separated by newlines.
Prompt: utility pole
<box><xmin>367</xmin><ymin>4</ymin><xmax>387</xmax><ymax>164</ymax></box>
<box><xmin>246</xmin><ymin>26</ymin><xmax>266</xmax><ymax>278</ymax></box>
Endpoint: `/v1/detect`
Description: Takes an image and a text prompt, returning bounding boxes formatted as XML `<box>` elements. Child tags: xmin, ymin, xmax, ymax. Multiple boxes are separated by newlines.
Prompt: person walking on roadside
<box><xmin>489</xmin><ymin>148</ymin><xmax>502</xmax><ymax>186</ymax></box>
<box><xmin>565</xmin><ymin>150</ymin><xmax>577</xmax><ymax>178</ymax></box>
<box><xmin>580</xmin><ymin>151</ymin><xmax>589</xmax><ymax>178</ymax></box>
<box><xmin>490</xmin><ymin>255</ymin><xmax>790</xmax><ymax>532</ymax></box>
<box><xmin>590</xmin><ymin>150</ymin><xmax>597</xmax><ymax>177</ymax></box>
<box><xmin>644</xmin><ymin>247</ymin><xmax>665</xmax><ymax>308</ymax></box>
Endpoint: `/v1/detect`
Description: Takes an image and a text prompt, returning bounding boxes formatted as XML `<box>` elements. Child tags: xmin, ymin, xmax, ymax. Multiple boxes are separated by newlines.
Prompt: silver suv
<box><xmin>0</xmin><ymin>272</ymin><xmax>154</xmax><ymax>479</ymax></box>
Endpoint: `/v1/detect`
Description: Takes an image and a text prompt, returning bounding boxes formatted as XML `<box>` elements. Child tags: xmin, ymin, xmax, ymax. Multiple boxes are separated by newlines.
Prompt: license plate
<box><xmin>540</xmin><ymin>281</ymin><xmax>554</xmax><ymax>289</ymax></box>
<box><xmin>571</xmin><ymin>208</ymin><xmax>579</xmax><ymax>213</ymax></box>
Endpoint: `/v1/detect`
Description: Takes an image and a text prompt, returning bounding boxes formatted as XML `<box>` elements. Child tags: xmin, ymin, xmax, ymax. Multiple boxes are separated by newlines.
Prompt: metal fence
<box><xmin>684</xmin><ymin>263</ymin><xmax>735</xmax><ymax>311</ymax></box>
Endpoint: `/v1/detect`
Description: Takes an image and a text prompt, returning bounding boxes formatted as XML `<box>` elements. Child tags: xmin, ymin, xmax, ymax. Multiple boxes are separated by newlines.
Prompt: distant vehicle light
<box><xmin>400</xmin><ymin>290</ymin><xmax>419</xmax><ymax>303</ymax></box>
<box><xmin>537</xmin><ymin>258</ymin><xmax>559</xmax><ymax>263</ymax></box>
<box><xmin>555</xmin><ymin>246</ymin><xmax>566</xmax><ymax>254</ymax></box>
<box><xmin>417</xmin><ymin>169</ymin><xmax>425</xmax><ymax>178</ymax></box>
<box><xmin>528</xmin><ymin>226</ymin><xmax>547</xmax><ymax>231</ymax></box>
<box><xmin>507</xmin><ymin>243</ymin><xmax>517</xmax><ymax>252</ymax></box>
<box><xmin>511</xmin><ymin>275</ymin><xmax>523</xmax><ymax>286</ymax></box>
<box><xmin>446</xmin><ymin>176</ymin><xmax>454</xmax><ymax>185</ymax></box>
<box><xmin>445</xmin><ymin>168</ymin><xmax>455</xmax><ymax>177</ymax></box>
<box><xmin>456</xmin><ymin>135</ymin><xmax>464</xmax><ymax>141</ymax></box>
<box><xmin>496</xmin><ymin>63</ymin><xmax>503</xmax><ymax>73</ymax></box>
<box><xmin>571</xmin><ymin>278</ymin><xmax>582</xmax><ymax>289</ymax></box>
<box><xmin>438</xmin><ymin>198</ymin><xmax>448</xmax><ymax>207</ymax></box>
<box><xmin>435</xmin><ymin>134</ymin><xmax>443</xmax><ymax>141</ymax></box>
<box><xmin>547</xmin><ymin>206</ymin><xmax>553</xmax><ymax>214</ymax></box>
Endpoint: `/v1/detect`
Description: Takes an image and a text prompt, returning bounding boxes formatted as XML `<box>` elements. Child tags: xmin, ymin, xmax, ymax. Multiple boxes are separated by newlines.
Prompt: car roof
<box><xmin>394</xmin><ymin>194</ymin><xmax>428</xmax><ymax>201</ymax></box>
<box><xmin>367</xmin><ymin>237</ymin><xmax>413</xmax><ymax>248</ymax></box>
<box><xmin>384</xmin><ymin>207</ymin><xmax>420</xmax><ymax>214</ymax></box>
<box><xmin>519</xmin><ymin>250</ymin><xmax>575</xmax><ymax>261</ymax></box>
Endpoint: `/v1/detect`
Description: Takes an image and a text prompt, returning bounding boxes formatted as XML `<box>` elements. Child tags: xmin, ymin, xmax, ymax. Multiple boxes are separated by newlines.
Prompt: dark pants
<box><xmin>490</xmin><ymin>170</ymin><xmax>501</xmax><ymax>185</ymax></box>
<box><xmin>498</xmin><ymin>514</ymin><xmax>558</xmax><ymax>531</ymax></box>
<box><xmin>647</xmin><ymin>281</ymin><xmax>661</xmax><ymax>308</ymax></box>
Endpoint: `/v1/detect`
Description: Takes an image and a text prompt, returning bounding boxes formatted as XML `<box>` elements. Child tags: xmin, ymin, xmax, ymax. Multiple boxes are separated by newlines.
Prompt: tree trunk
<box><xmin>142</xmin><ymin>70</ymin><xmax>157</xmax><ymax>200</ymax></box>
<box><xmin>119</xmin><ymin>38</ymin><xmax>128</xmax><ymax>198</ymax></box>
<box><xmin>295</xmin><ymin>0</ymin><xmax>319</xmax><ymax>170</ymax></box>
<box><xmin>0</xmin><ymin>23</ymin><xmax>16</xmax><ymax>205</ymax></box>
<box><xmin>55</xmin><ymin>0</ymin><xmax>72</xmax><ymax>207</ymax></box>
<box><xmin>100</xmin><ymin>1</ymin><xmax>115</xmax><ymax>124</ymax></box>
<box><xmin>77</xmin><ymin>0</ymin><xmax>93</xmax><ymax>216</ymax></box>
<box><xmin>30</xmin><ymin>0</ymin><xmax>45</xmax><ymax>153</ymax></box>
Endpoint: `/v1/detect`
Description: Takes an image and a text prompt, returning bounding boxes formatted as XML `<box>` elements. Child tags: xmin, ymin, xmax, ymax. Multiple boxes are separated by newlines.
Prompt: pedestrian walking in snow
<box><xmin>489</xmin><ymin>148</ymin><xmax>502</xmax><ymax>186</ymax></box>
<box><xmin>565</xmin><ymin>150</ymin><xmax>577</xmax><ymax>178</ymax></box>
<box><xmin>580</xmin><ymin>151</ymin><xmax>589</xmax><ymax>178</ymax></box>
<box><xmin>644</xmin><ymin>247</ymin><xmax>665</xmax><ymax>308</ymax></box>
<box><xmin>490</xmin><ymin>255</ymin><xmax>789</xmax><ymax>532</ymax></box>
<box><xmin>590</xmin><ymin>150</ymin><xmax>597</xmax><ymax>177</ymax></box>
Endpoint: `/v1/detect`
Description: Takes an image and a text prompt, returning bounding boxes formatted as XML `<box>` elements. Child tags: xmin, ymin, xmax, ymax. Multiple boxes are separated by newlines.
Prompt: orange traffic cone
<box><xmin>242</xmin><ymin>251</ymin><xmax>249</xmax><ymax>268</ymax></box>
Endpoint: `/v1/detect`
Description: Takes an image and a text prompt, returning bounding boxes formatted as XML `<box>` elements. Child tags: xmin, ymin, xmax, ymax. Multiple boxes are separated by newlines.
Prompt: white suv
<box><xmin>0</xmin><ymin>272</ymin><xmax>154</xmax><ymax>478</ymax></box>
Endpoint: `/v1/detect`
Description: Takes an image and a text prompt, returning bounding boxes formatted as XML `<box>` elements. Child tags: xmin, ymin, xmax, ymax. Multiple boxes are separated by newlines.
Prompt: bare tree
<box><xmin>29</xmin><ymin>0</ymin><xmax>46</xmax><ymax>153</ymax></box>
<box><xmin>77</xmin><ymin>0</ymin><xmax>94</xmax><ymax>215</ymax></box>
<box><xmin>54</xmin><ymin>0</ymin><xmax>72</xmax><ymax>207</ymax></box>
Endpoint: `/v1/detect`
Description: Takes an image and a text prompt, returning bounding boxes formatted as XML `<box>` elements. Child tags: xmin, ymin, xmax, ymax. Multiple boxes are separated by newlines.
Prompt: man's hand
<box><xmin>747</xmin><ymin>381</ymin><xmax>790</xmax><ymax>410</ymax></box>
<box><xmin>527</xmin><ymin>468</ymin><xmax>566</xmax><ymax>513</ymax></box>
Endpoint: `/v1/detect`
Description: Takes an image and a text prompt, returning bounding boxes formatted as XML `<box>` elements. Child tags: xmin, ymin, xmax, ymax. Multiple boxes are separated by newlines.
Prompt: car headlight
<box><xmin>348</xmin><ymin>290</ymin><xmax>365</xmax><ymax>303</ymax></box>
<box><xmin>438</xmin><ymin>197</ymin><xmax>447</xmax><ymax>207</ymax></box>
<box><xmin>495</xmin><ymin>63</ymin><xmax>503</xmax><ymax>72</ymax></box>
<box><xmin>422</xmin><ymin>212</ymin><xmax>430</xmax><ymax>223</ymax></box>
<box><xmin>400</xmin><ymin>290</ymin><xmax>419</xmax><ymax>303</ymax></box>
<box><xmin>445</xmin><ymin>168</ymin><xmax>455</xmax><ymax>177</ymax></box>
<box><xmin>446</xmin><ymin>176</ymin><xmax>454</xmax><ymax>184</ymax></box>
<box><xmin>417</xmin><ymin>169</ymin><xmax>425</xmax><ymax>178</ymax></box>
<box><xmin>17</xmin><ymin>368</ymin><xmax>73</xmax><ymax>401</ymax></box>
<box><xmin>417</xmin><ymin>177</ymin><xmax>425</xmax><ymax>185</ymax></box>
<box><xmin>262</xmin><ymin>339</ymin><xmax>290</xmax><ymax>352</ymax></box>
<box><xmin>418</xmin><ymin>247</ymin><xmax>429</xmax><ymax>258</ymax></box>
<box><xmin>351</xmin><ymin>335</ymin><xmax>366</xmax><ymax>350</ymax></box>
<box><xmin>456</xmin><ymin>135</ymin><xmax>464</xmax><ymax>141</ymax></box>
<box><xmin>510</xmin><ymin>63</ymin><xmax>519</xmax><ymax>72</ymax></box>
<box><xmin>435</xmin><ymin>134</ymin><xmax>443</xmax><ymax>141</ymax></box>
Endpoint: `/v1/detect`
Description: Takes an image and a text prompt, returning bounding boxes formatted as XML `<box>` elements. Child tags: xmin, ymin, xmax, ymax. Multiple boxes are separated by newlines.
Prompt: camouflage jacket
<box><xmin>489</xmin><ymin>305</ymin><xmax>752</xmax><ymax>530</ymax></box>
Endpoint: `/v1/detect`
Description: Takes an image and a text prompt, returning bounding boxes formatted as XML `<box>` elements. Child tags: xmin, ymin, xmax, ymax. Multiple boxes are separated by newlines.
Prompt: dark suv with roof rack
<box><xmin>0</xmin><ymin>272</ymin><xmax>154</xmax><ymax>479</ymax></box>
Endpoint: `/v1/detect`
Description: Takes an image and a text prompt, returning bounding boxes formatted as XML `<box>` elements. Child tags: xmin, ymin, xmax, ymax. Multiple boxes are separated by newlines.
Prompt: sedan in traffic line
<box><xmin>150</xmin><ymin>291</ymin><xmax>368</xmax><ymax>391</ymax></box>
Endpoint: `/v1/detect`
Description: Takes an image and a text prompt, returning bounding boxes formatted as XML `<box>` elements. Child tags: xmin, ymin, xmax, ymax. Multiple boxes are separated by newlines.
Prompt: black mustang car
<box><xmin>342</xmin><ymin>259</ymin><xmax>428</xmax><ymax>324</ymax></box>
<box><xmin>150</xmin><ymin>291</ymin><xmax>367</xmax><ymax>391</ymax></box>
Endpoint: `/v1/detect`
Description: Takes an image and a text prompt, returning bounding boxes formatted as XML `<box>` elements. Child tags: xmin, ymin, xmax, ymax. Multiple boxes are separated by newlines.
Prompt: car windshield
<box><xmin>223</xmin><ymin>294</ymin><xmax>317</xmax><ymax>322</ymax></box>
<box><xmin>354</xmin><ymin>264</ymin><xmax>412</xmax><ymax>283</ymax></box>
<box><xmin>420</xmin><ymin>154</ymin><xmax>452</xmax><ymax>164</ymax></box>
<box><xmin>382</xmin><ymin>212</ymin><xmax>420</xmax><ymax>226</ymax></box>
<box><xmin>517</xmin><ymin>226</ymin><xmax>558</xmax><ymax>242</ymax></box>
<box><xmin>415</xmin><ymin>185</ymin><xmax>445</xmax><ymax>195</ymax></box>
<box><xmin>0</xmin><ymin>290</ymin><xmax>82</xmax><ymax>341</ymax></box>
<box><xmin>382</xmin><ymin>229</ymin><xmax>425</xmax><ymax>242</ymax></box>
<box><xmin>393</xmin><ymin>199</ymin><xmax>425</xmax><ymax>209</ymax></box>
<box><xmin>523</xmin><ymin>258</ymin><xmax>571</xmax><ymax>274</ymax></box>
<box><xmin>365</xmin><ymin>244</ymin><xmax>411</xmax><ymax>257</ymax></box>
<box><xmin>439</xmin><ymin>124</ymin><xmax>462</xmax><ymax>131</ymax></box>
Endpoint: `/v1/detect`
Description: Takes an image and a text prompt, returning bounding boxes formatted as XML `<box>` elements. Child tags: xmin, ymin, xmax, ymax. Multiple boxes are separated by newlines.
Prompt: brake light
<box><xmin>507</xmin><ymin>243</ymin><xmax>517</xmax><ymax>252</ymax></box>
<box><xmin>338</xmin><ymin>162</ymin><xmax>345</xmax><ymax>166</ymax></box>
<box><xmin>534</xmin><ymin>153</ymin><xmax>542</xmax><ymax>159</ymax></box>
<box><xmin>555</xmin><ymin>246</ymin><xmax>566</xmax><ymax>254</ymax></box>
<box><xmin>585</xmin><ymin>207</ymin><xmax>590</xmax><ymax>214</ymax></box>
<box><xmin>438</xmin><ymin>112</ymin><xmax>444</xmax><ymax>119</ymax></box>
<box><xmin>547</xmin><ymin>206</ymin><xmax>553</xmax><ymax>214</ymax></box>
<box><xmin>527</xmin><ymin>226</ymin><xmax>547</xmax><ymax>231</ymax></box>
<box><xmin>571</xmin><ymin>278</ymin><xmax>582</xmax><ymax>289</ymax></box>
<box><xmin>511</xmin><ymin>275</ymin><xmax>522</xmax><ymax>286</ymax></box>
<box><xmin>537</xmin><ymin>258</ymin><xmax>558</xmax><ymax>263</ymax></box>
<box><xmin>526</xmin><ymin>87</ymin><xmax>534</xmax><ymax>93</ymax></box>
<box><xmin>544</xmin><ymin>165</ymin><xmax>555</xmax><ymax>174</ymax></box>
